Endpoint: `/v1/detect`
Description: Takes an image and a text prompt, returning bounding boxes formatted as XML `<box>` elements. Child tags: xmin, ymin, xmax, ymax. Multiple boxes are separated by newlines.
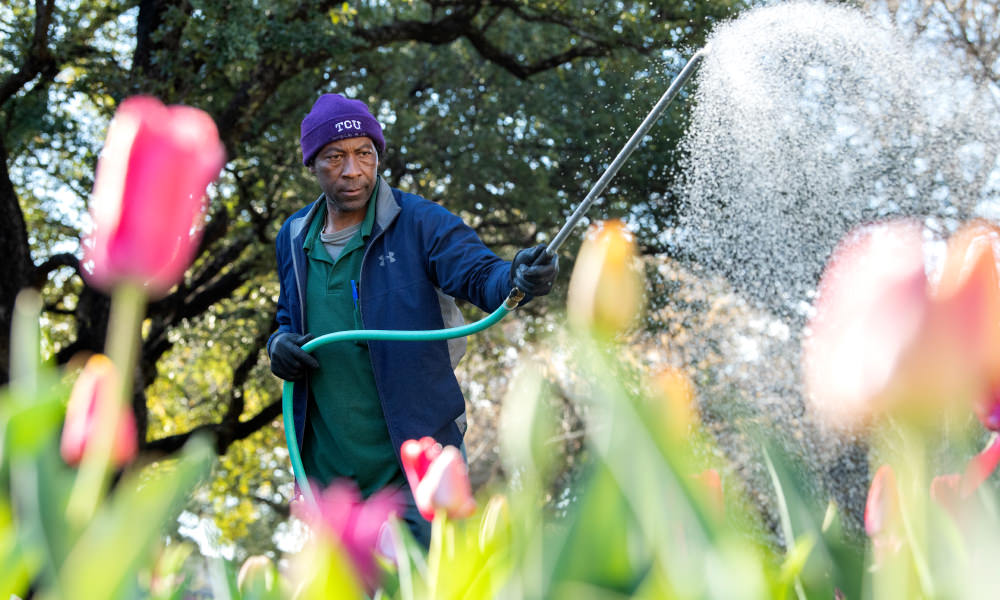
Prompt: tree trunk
<box><xmin>0</xmin><ymin>139</ymin><xmax>35</xmax><ymax>386</ymax></box>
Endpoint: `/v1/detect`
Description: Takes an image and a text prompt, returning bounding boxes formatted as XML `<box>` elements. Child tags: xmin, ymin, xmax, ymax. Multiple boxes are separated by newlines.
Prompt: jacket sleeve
<box><xmin>416</xmin><ymin>201</ymin><xmax>513</xmax><ymax>313</ymax></box>
<box><xmin>268</xmin><ymin>223</ymin><xmax>295</xmax><ymax>356</ymax></box>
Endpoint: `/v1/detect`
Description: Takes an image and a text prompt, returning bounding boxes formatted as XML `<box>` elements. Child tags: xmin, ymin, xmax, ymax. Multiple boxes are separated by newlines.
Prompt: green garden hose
<box><xmin>282</xmin><ymin>290</ymin><xmax>524</xmax><ymax>506</ymax></box>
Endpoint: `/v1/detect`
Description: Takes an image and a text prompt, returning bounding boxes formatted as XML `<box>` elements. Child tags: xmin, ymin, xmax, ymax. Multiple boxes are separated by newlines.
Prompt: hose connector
<box><xmin>503</xmin><ymin>288</ymin><xmax>526</xmax><ymax>310</ymax></box>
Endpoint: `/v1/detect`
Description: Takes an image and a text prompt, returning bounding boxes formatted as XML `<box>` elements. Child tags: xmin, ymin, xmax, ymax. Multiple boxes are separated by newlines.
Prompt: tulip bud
<box><xmin>478</xmin><ymin>494</ymin><xmax>510</xmax><ymax>550</ymax></box>
<box><xmin>692</xmin><ymin>468</ymin><xmax>724</xmax><ymax>516</ymax></box>
<box><xmin>648</xmin><ymin>367</ymin><xmax>697</xmax><ymax>439</ymax></box>
<box><xmin>400</xmin><ymin>436</ymin><xmax>442</xmax><ymax>497</ymax></box>
<box><xmin>865</xmin><ymin>465</ymin><xmax>903</xmax><ymax>566</ymax></box>
<box><xmin>567</xmin><ymin>220</ymin><xmax>644</xmax><ymax>336</ymax></box>
<box><xmin>60</xmin><ymin>354</ymin><xmax>138</xmax><ymax>468</ymax></box>
<box><xmin>83</xmin><ymin>96</ymin><xmax>226</xmax><ymax>298</ymax></box>
<box><xmin>930</xmin><ymin>473</ymin><xmax>963</xmax><ymax>521</ymax></box>
<box><xmin>413</xmin><ymin>445</ymin><xmax>477</xmax><ymax>521</ymax></box>
<box><xmin>237</xmin><ymin>555</ymin><xmax>276</xmax><ymax>594</ymax></box>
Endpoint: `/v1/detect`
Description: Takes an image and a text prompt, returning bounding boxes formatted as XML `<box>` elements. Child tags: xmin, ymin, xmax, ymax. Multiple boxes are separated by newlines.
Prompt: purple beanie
<box><xmin>300</xmin><ymin>94</ymin><xmax>386</xmax><ymax>166</ymax></box>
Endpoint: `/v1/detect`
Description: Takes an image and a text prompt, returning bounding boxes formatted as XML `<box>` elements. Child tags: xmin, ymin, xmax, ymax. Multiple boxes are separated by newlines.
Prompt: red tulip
<box><xmin>400</xmin><ymin>436</ymin><xmax>442</xmax><ymax>494</ymax></box>
<box><xmin>400</xmin><ymin>438</ymin><xmax>476</xmax><ymax>520</ymax></box>
<box><xmin>60</xmin><ymin>354</ymin><xmax>137</xmax><ymax>468</ymax></box>
<box><xmin>293</xmin><ymin>481</ymin><xmax>401</xmax><ymax>591</ymax></box>
<box><xmin>414</xmin><ymin>445</ymin><xmax>477</xmax><ymax>521</ymax></box>
<box><xmin>83</xmin><ymin>96</ymin><xmax>226</xmax><ymax>298</ymax></box>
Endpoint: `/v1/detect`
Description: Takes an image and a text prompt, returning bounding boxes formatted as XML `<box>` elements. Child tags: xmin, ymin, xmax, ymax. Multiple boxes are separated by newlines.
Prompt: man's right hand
<box><xmin>269</xmin><ymin>333</ymin><xmax>319</xmax><ymax>381</ymax></box>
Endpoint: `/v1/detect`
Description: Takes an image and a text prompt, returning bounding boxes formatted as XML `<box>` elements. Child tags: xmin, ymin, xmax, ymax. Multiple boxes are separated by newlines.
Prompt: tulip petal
<box><xmin>930</xmin><ymin>473</ymin><xmax>962</xmax><ymax>522</ymax></box>
<box><xmin>299</xmin><ymin>480</ymin><xmax>401</xmax><ymax>591</ymax></box>
<box><xmin>400</xmin><ymin>436</ymin><xmax>441</xmax><ymax>498</ymax></box>
<box><xmin>805</xmin><ymin>222</ymin><xmax>930</xmax><ymax>426</ymax></box>
<box><xmin>960</xmin><ymin>433</ymin><xmax>1000</xmax><ymax>497</ymax></box>
<box><xmin>865</xmin><ymin>464</ymin><xmax>898</xmax><ymax>537</ymax></box>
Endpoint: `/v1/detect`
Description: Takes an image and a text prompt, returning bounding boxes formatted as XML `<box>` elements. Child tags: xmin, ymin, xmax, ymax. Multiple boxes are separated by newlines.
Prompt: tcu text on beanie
<box><xmin>300</xmin><ymin>94</ymin><xmax>386</xmax><ymax>166</ymax></box>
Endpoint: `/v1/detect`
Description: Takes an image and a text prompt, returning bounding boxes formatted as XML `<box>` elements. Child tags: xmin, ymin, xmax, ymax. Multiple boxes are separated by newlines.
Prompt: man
<box><xmin>268</xmin><ymin>93</ymin><xmax>558</xmax><ymax>545</ymax></box>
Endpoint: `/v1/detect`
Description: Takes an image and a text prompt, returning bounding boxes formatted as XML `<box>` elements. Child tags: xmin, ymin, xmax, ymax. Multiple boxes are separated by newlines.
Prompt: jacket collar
<box><xmin>292</xmin><ymin>176</ymin><xmax>399</xmax><ymax>243</ymax></box>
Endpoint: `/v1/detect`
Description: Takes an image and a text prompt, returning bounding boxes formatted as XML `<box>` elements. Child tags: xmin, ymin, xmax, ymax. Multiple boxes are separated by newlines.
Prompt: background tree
<box><xmin>2</xmin><ymin>0</ymin><xmax>737</xmax><ymax>558</ymax></box>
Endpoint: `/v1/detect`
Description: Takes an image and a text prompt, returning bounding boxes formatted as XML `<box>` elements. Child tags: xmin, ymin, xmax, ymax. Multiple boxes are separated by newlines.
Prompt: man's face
<box><xmin>310</xmin><ymin>136</ymin><xmax>379</xmax><ymax>216</ymax></box>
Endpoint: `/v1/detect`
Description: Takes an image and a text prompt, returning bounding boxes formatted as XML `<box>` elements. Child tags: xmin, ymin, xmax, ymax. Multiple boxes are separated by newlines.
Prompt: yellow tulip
<box><xmin>567</xmin><ymin>220</ymin><xmax>644</xmax><ymax>336</ymax></box>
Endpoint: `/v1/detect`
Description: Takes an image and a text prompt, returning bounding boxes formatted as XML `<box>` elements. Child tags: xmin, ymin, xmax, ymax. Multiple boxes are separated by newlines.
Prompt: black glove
<box><xmin>511</xmin><ymin>244</ymin><xmax>559</xmax><ymax>297</ymax></box>
<box><xmin>269</xmin><ymin>333</ymin><xmax>319</xmax><ymax>381</ymax></box>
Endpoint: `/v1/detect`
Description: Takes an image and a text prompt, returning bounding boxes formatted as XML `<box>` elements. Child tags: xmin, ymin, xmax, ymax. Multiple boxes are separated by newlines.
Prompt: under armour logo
<box><xmin>378</xmin><ymin>252</ymin><xmax>396</xmax><ymax>266</ymax></box>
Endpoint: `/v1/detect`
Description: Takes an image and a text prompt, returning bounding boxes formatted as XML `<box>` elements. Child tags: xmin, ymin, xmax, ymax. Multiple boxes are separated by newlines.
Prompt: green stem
<box><xmin>10</xmin><ymin>289</ymin><xmax>42</xmax><ymax>398</ymax></box>
<box><xmin>65</xmin><ymin>281</ymin><xmax>146</xmax><ymax>526</ymax></box>
<box><xmin>895</xmin><ymin>429</ymin><xmax>935</xmax><ymax>598</ymax></box>
<box><xmin>428</xmin><ymin>511</ymin><xmax>445</xmax><ymax>597</ymax></box>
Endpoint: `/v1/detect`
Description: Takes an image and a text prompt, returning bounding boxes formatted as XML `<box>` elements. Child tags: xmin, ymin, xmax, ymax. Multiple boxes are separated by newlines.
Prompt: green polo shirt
<box><xmin>301</xmin><ymin>190</ymin><xmax>404</xmax><ymax>497</ymax></box>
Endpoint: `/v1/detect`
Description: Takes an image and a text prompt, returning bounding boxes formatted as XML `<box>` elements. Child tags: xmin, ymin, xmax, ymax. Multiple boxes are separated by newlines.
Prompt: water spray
<box><xmin>283</xmin><ymin>47</ymin><xmax>710</xmax><ymax>507</ymax></box>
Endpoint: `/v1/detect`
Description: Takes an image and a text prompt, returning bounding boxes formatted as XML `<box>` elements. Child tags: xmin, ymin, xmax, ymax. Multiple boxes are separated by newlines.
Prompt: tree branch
<box><xmin>142</xmin><ymin>399</ymin><xmax>282</xmax><ymax>456</ymax></box>
<box><xmin>32</xmin><ymin>252</ymin><xmax>79</xmax><ymax>287</ymax></box>
<box><xmin>0</xmin><ymin>0</ymin><xmax>55</xmax><ymax>105</ymax></box>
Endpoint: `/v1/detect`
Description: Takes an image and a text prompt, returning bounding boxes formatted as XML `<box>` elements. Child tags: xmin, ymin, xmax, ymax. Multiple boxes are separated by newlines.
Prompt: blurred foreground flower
<box><xmin>60</xmin><ymin>354</ymin><xmax>137</xmax><ymax>468</ymax></box>
<box><xmin>83</xmin><ymin>95</ymin><xmax>226</xmax><ymax>298</ymax></box>
<box><xmin>567</xmin><ymin>220</ymin><xmax>644</xmax><ymax>336</ymax></box>
<box><xmin>478</xmin><ymin>494</ymin><xmax>511</xmax><ymax>550</ymax></box>
<box><xmin>865</xmin><ymin>464</ymin><xmax>903</xmax><ymax>567</ymax></box>
<box><xmin>400</xmin><ymin>437</ymin><xmax>476</xmax><ymax>520</ymax></box>
<box><xmin>237</xmin><ymin>555</ymin><xmax>277</xmax><ymax>595</ymax></box>
<box><xmin>931</xmin><ymin>434</ymin><xmax>1000</xmax><ymax>522</ymax></box>
<box><xmin>648</xmin><ymin>366</ymin><xmax>697</xmax><ymax>439</ymax></box>
<box><xmin>293</xmin><ymin>481</ymin><xmax>401</xmax><ymax>591</ymax></box>
<box><xmin>692</xmin><ymin>468</ymin><xmax>724</xmax><ymax>516</ymax></box>
<box><xmin>804</xmin><ymin>221</ymin><xmax>1000</xmax><ymax>427</ymax></box>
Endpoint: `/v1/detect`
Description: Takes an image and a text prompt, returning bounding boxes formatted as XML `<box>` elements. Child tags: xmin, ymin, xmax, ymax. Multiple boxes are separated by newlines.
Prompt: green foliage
<box><xmin>1</xmin><ymin>293</ymin><xmax>215</xmax><ymax>599</ymax></box>
<box><xmin>6</xmin><ymin>0</ymin><xmax>741</xmax><ymax>562</ymax></box>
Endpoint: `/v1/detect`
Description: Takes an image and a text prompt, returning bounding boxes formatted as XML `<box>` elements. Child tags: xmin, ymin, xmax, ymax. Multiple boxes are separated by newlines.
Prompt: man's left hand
<box><xmin>511</xmin><ymin>244</ymin><xmax>559</xmax><ymax>296</ymax></box>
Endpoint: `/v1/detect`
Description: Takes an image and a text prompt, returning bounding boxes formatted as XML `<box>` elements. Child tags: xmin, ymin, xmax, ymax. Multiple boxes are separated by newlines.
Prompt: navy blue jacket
<box><xmin>269</xmin><ymin>178</ymin><xmax>513</xmax><ymax>460</ymax></box>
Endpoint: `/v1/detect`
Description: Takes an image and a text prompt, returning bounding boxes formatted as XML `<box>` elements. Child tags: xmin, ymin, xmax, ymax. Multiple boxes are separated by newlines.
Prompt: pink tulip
<box><xmin>293</xmin><ymin>480</ymin><xmax>401</xmax><ymax>591</ymax></box>
<box><xmin>83</xmin><ymin>96</ymin><xmax>226</xmax><ymax>298</ymax></box>
<box><xmin>400</xmin><ymin>438</ymin><xmax>476</xmax><ymax>520</ymax></box>
<box><xmin>804</xmin><ymin>221</ymin><xmax>1000</xmax><ymax>427</ymax></box>
<box><xmin>865</xmin><ymin>465</ymin><xmax>903</xmax><ymax>565</ymax></box>
<box><xmin>60</xmin><ymin>354</ymin><xmax>137</xmax><ymax>468</ymax></box>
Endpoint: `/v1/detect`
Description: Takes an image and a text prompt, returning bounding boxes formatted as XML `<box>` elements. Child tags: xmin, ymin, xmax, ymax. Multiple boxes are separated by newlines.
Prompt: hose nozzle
<box><xmin>504</xmin><ymin>288</ymin><xmax>526</xmax><ymax>310</ymax></box>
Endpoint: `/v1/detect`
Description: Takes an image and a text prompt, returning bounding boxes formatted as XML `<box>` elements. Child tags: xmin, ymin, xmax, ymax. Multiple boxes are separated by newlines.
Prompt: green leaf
<box><xmin>55</xmin><ymin>436</ymin><xmax>214</xmax><ymax>599</ymax></box>
<box><xmin>779</xmin><ymin>534</ymin><xmax>817</xmax><ymax>590</ymax></box>
<box><xmin>0</xmin><ymin>494</ymin><xmax>37</xmax><ymax>599</ymax></box>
